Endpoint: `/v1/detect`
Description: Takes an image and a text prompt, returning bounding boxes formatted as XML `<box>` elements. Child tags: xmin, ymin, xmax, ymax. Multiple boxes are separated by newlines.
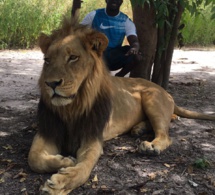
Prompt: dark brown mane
<box><xmin>38</xmin><ymin>15</ymin><xmax>94</xmax><ymax>54</ymax></box>
<box><xmin>50</xmin><ymin>16</ymin><xmax>79</xmax><ymax>38</ymax></box>
<box><xmin>37</xmin><ymin>15</ymin><xmax>113</xmax><ymax>157</ymax></box>
<box><xmin>47</xmin><ymin>16</ymin><xmax>94</xmax><ymax>43</ymax></box>
<box><xmin>38</xmin><ymin>89</ymin><xmax>112</xmax><ymax>157</ymax></box>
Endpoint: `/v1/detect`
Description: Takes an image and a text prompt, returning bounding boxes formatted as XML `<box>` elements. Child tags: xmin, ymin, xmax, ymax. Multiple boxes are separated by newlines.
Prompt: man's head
<box><xmin>105</xmin><ymin>0</ymin><xmax>123</xmax><ymax>11</ymax></box>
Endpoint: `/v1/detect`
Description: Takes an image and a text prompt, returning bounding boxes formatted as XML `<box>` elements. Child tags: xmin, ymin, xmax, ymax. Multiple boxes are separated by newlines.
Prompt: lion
<box><xmin>28</xmin><ymin>17</ymin><xmax>215</xmax><ymax>195</ymax></box>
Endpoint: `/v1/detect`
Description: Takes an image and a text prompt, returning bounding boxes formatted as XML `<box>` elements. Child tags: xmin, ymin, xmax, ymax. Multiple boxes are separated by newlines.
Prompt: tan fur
<box><xmin>28</xmin><ymin>17</ymin><xmax>215</xmax><ymax>195</ymax></box>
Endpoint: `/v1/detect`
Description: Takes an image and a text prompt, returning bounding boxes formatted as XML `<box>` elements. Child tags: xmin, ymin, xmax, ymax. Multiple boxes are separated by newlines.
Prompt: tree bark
<box><xmin>130</xmin><ymin>2</ymin><xmax>157</xmax><ymax>79</ymax></box>
<box><xmin>161</xmin><ymin>2</ymin><xmax>184</xmax><ymax>89</ymax></box>
<box><xmin>130</xmin><ymin>0</ymin><xmax>184</xmax><ymax>89</ymax></box>
<box><xmin>151</xmin><ymin>28</ymin><xmax>165</xmax><ymax>85</ymax></box>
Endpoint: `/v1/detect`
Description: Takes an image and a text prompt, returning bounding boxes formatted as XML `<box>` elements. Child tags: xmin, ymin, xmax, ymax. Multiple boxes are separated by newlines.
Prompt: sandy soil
<box><xmin>0</xmin><ymin>49</ymin><xmax>215</xmax><ymax>195</ymax></box>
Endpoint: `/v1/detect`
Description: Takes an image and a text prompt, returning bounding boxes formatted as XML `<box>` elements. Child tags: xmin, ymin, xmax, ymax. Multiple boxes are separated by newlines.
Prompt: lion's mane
<box><xmin>37</xmin><ymin>17</ymin><xmax>113</xmax><ymax>157</ymax></box>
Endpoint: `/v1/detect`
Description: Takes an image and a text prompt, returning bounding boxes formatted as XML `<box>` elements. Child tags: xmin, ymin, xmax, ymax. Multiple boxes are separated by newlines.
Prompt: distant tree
<box><xmin>130</xmin><ymin>0</ymin><xmax>215</xmax><ymax>89</ymax></box>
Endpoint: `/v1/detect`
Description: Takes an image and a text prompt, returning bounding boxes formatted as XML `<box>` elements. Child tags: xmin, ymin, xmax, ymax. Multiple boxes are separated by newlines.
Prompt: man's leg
<box><xmin>103</xmin><ymin>46</ymin><xmax>134</xmax><ymax>77</ymax></box>
<box><xmin>114</xmin><ymin>60</ymin><xmax>134</xmax><ymax>77</ymax></box>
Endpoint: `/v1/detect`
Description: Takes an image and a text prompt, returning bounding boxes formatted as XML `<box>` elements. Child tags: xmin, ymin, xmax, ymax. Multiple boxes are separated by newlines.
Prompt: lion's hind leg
<box><xmin>28</xmin><ymin>133</ymin><xmax>76</xmax><ymax>173</ymax></box>
<box><xmin>131</xmin><ymin>121</ymin><xmax>153</xmax><ymax>137</ymax></box>
<box><xmin>138</xmin><ymin>89</ymin><xmax>174</xmax><ymax>155</ymax></box>
<box><xmin>138</xmin><ymin>121</ymin><xmax>172</xmax><ymax>155</ymax></box>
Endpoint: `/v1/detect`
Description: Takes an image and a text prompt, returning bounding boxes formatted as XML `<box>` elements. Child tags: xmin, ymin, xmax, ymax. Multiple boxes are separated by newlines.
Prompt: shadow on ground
<box><xmin>0</xmin><ymin>50</ymin><xmax>215</xmax><ymax>194</ymax></box>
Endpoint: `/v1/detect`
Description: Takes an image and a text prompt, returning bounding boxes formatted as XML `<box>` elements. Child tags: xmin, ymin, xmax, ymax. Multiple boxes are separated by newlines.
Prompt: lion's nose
<box><xmin>45</xmin><ymin>79</ymin><xmax>63</xmax><ymax>90</ymax></box>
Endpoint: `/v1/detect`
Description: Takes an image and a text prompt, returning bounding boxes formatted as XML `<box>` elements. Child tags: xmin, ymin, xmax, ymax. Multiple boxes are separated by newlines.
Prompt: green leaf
<box><xmin>193</xmin><ymin>158</ymin><xmax>211</xmax><ymax>169</ymax></box>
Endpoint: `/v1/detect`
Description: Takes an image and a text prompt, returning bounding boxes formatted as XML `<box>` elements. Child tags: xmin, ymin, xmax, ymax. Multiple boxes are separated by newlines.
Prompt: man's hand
<box><xmin>126</xmin><ymin>35</ymin><xmax>143</xmax><ymax>60</ymax></box>
<box><xmin>126</xmin><ymin>48</ymin><xmax>143</xmax><ymax>61</ymax></box>
<box><xmin>126</xmin><ymin>47</ymin><xmax>139</xmax><ymax>55</ymax></box>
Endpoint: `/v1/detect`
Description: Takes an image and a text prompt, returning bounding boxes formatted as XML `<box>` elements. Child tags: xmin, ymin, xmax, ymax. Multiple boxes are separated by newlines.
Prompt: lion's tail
<box><xmin>174</xmin><ymin>105</ymin><xmax>215</xmax><ymax>120</ymax></box>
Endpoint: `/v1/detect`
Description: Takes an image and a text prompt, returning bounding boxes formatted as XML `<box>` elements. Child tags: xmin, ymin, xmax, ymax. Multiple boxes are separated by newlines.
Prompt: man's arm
<box><xmin>125</xmin><ymin>18</ymin><xmax>142</xmax><ymax>57</ymax></box>
<box><xmin>127</xmin><ymin>35</ymin><xmax>140</xmax><ymax>55</ymax></box>
<box><xmin>81</xmin><ymin>11</ymin><xmax>96</xmax><ymax>26</ymax></box>
<box><xmin>72</xmin><ymin>0</ymin><xmax>83</xmax><ymax>16</ymax></box>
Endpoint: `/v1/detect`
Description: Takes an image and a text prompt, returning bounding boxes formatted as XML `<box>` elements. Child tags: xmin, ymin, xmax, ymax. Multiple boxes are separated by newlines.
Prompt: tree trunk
<box><xmin>130</xmin><ymin>0</ymin><xmax>184</xmax><ymax>89</ymax></box>
<box><xmin>130</xmin><ymin>2</ymin><xmax>157</xmax><ymax>80</ymax></box>
<box><xmin>161</xmin><ymin>2</ymin><xmax>184</xmax><ymax>89</ymax></box>
<box><xmin>151</xmin><ymin>28</ymin><xmax>165</xmax><ymax>86</ymax></box>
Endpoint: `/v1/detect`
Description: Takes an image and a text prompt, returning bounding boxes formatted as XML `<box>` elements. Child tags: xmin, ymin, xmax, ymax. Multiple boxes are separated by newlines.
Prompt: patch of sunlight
<box><xmin>204</xmin><ymin>111</ymin><xmax>215</xmax><ymax>114</ymax></box>
<box><xmin>0</xmin><ymin>131</ymin><xmax>10</xmax><ymax>137</ymax></box>
<box><xmin>13</xmin><ymin>72</ymin><xmax>39</xmax><ymax>76</ymax></box>
<box><xmin>201</xmin><ymin>143</ymin><xmax>215</xmax><ymax>151</ymax></box>
<box><xmin>0</xmin><ymin>117</ymin><xmax>13</xmax><ymax>121</ymax></box>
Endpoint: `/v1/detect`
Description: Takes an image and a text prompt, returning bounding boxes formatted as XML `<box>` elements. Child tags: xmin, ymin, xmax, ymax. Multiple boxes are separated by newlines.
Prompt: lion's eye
<box><xmin>44</xmin><ymin>57</ymin><xmax>50</xmax><ymax>65</ymax></box>
<box><xmin>68</xmin><ymin>55</ymin><xmax>79</xmax><ymax>63</ymax></box>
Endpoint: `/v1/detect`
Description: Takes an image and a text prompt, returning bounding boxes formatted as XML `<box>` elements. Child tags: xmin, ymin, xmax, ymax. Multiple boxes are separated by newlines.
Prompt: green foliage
<box><xmin>193</xmin><ymin>158</ymin><xmax>211</xmax><ymax>169</ymax></box>
<box><xmin>131</xmin><ymin>0</ymin><xmax>215</xmax><ymax>28</ymax></box>
<box><xmin>0</xmin><ymin>0</ymin><xmax>71</xmax><ymax>49</ymax></box>
<box><xmin>183</xmin><ymin>0</ymin><xmax>214</xmax><ymax>16</ymax></box>
<box><xmin>181</xmin><ymin>3</ymin><xmax>215</xmax><ymax>46</ymax></box>
<box><xmin>130</xmin><ymin>0</ymin><xmax>215</xmax><ymax>46</ymax></box>
<box><xmin>131</xmin><ymin>0</ymin><xmax>177</xmax><ymax>28</ymax></box>
<box><xmin>0</xmin><ymin>0</ymin><xmax>214</xmax><ymax>49</ymax></box>
<box><xmin>0</xmin><ymin>0</ymin><xmax>131</xmax><ymax>49</ymax></box>
<box><xmin>79</xmin><ymin>1</ymin><xmax>105</xmax><ymax>20</ymax></box>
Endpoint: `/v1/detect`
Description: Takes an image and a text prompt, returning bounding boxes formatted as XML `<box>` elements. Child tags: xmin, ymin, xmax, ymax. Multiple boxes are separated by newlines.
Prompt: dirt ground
<box><xmin>0</xmin><ymin>48</ymin><xmax>215</xmax><ymax>195</ymax></box>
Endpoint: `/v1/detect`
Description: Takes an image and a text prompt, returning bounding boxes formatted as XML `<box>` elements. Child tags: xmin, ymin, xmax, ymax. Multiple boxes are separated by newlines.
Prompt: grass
<box><xmin>0</xmin><ymin>0</ymin><xmax>214</xmax><ymax>49</ymax></box>
<box><xmin>181</xmin><ymin>4</ymin><xmax>215</xmax><ymax>46</ymax></box>
<box><xmin>193</xmin><ymin>158</ymin><xmax>211</xmax><ymax>169</ymax></box>
<box><xmin>0</xmin><ymin>0</ymin><xmax>71</xmax><ymax>49</ymax></box>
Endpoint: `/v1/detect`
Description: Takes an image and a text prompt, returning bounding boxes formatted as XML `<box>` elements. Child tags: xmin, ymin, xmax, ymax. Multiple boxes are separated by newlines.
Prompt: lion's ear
<box><xmin>87</xmin><ymin>32</ymin><xmax>108</xmax><ymax>56</ymax></box>
<box><xmin>38</xmin><ymin>33</ymin><xmax>52</xmax><ymax>54</ymax></box>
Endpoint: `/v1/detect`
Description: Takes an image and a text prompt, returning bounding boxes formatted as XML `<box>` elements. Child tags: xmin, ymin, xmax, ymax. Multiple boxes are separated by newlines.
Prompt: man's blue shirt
<box><xmin>81</xmin><ymin>8</ymin><xmax>137</xmax><ymax>49</ymax></box>
<box><xmin>92</xmin><ymin>9</ymin><xmax>128</xmax><ymax>48</ymax></box>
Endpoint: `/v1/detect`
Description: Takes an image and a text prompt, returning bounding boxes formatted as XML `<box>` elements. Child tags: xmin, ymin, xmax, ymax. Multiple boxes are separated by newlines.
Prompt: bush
<box><xmin>0</xmin><ymin>0</ymin><xmax>214</xmax><ymax>49</ymax></box>
<box><xmin>0</xmin><ymin>0</ymin><xmax>71</xmax><ymax>49</ymax></box>
<box><xmin>181</xmin><ymin>4</ymin><xmax>215</xmax><ymax>46</ymax></box>
<box><xmin>0</xmin><ymin>0</ymin><xmax>133</xmax><ymax>49</ymax></box>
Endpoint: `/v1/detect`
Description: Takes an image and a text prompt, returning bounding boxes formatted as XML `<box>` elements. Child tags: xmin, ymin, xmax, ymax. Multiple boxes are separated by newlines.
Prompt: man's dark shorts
<box><xmin>103</xmin><ymin>46</ymin><xmax>133</xmax><ymax>71</ymax></box>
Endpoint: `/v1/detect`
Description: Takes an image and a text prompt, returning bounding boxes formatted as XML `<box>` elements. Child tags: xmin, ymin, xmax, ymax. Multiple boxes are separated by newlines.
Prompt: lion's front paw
<box><xmin>40</xmin><ymin>166</ymin><xmax>87</xmax><ymax>195</ymax></box>
<box><xmin>56</xmin><ymin>155</ymin><xmax>77</xmax><ymax>167</ymax></box>
<box><xmin>40</xmin><ymin>175</ymin><xmax>72</xmax><ymax>195</ymax></box>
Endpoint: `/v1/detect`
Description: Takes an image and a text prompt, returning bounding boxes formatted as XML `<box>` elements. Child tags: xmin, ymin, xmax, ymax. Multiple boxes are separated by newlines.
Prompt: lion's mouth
<box><xmin>52</xmin><ymin>93</ymin><xmax>76</xmax><ymax>100</ymax></box>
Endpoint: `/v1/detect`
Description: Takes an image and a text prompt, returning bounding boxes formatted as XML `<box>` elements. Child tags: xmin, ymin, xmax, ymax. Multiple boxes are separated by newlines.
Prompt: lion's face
<box><xmin>39</xmin><ymin>36</ymin><xmax>94</xmax><ymax>106</ymax></box>
<box><xmin>38</xmin><ymin>29</ymin><xmax>108</xmax><ymax>107</ymax></box>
